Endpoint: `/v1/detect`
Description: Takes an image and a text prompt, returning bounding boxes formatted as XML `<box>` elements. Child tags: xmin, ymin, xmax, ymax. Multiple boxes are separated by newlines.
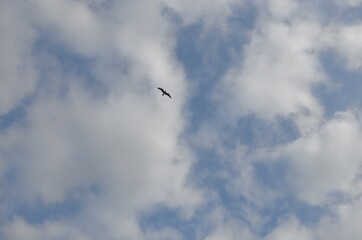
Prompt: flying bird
<box><xmin>157</xmin><ymin>87</ymin><xmax>172</xmax><ymax>98</ymax></box>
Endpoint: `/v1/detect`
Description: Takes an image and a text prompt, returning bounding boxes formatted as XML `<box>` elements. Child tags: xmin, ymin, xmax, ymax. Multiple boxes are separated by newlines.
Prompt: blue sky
<box><xmin>2</xmin><ymin>0</ymin><xmax>362</xmax><ymax>239</ymax></box>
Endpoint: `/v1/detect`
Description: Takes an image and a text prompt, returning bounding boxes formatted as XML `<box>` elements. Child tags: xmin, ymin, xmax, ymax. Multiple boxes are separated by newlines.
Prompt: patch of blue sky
<box><xmin>140</xmin><ymin>195</ymin><xmax>251</xmax><ymax>240</ymax></box>
<box><xmin>188</xmin><ymin>154</ymin><xmax>327</xmax><ymax>237</ymax></box>
<box><xmin>321</xmin><ymin>3</ymin><xmax>362</xmax><ymax>24</ymax></box>
<box><xmin>315</xmin><ymin>50</ymin><xmax>362</xmax><ymax>118</ymax></box>
<box><xmin>252</xmin><ymin>158</ymin><xmax>329</xmax><ymax>235</ymax></box>
<box><xmin>0</xmin><ymin>96</ymin><xmax>32</xmax><ymax>131</ymax></box>
<box><xmin>176</xmin><ymin>22</ymin><xmax>204</xmax><ymax>80</ymax></box>
<box><xmin>144</xmin><ymin>143</ymin><xmax>251</xmax><ymax>237</ymax></box>
<box><xmin>183</xmin><ymin>116</ymin><xmax>316</xmax><ymax>236</ymax></box>
<box><xmin>11</xmin><ymin>184</ymin><xmax>100</xmax><ymax>225</ymax></box>
<box><xmin>140</xmin><ymin>205</ymin><xmax>197</xmax><ymax>239</ymax></box>
<box><xmin>257</xmin><ymin>197</ymin><xmax>327</xmax><ymax>236</ymax></box>
<box><xmin>162</xmin><ymin>5</ymin><xmax>183</xmax><ymax>28</ymax></box>
<box><xmin>237</xmin><ymin>115</ymin><xmax>300</xmax><ymax>147</ymax></box>
<box><xmin>13</xmin><ymin>199</ymin><xmax>82</xmax><ymax>225</ymax></box>
<box><xmin>188</xmin><ymin>145</ymin><xmax>234</xmax><ymax>197</ymax></box>
<box><xmin>192</xmin><ymin>156</ymin><xmax>326</xmax><ymax>236</ymax></box>
<box><xmin>253</xmin><ymin>160</ymin><xmax>291</xmax><ymax>192</ymax></box>
<box><xmin>177</xmin><ymin>4</ymin><xmax>257</xmax><ymax>133</ymax></box>
<box><xmin>304</xmin><ymin>1</ymin><xmax>362</xmax><ymax>25</ymax></box>
<box><xmin>173</xmin><ymin>5</ymin><xmax>320</xmax><ymax>237</ymax></box>
<box><xmin>248</xmin><ymin>160</ymin><xmax>326</xmax><ymax>234</ymax></box>
<box><xmin>341</xmin><ymin>5</ymin><xmax>362</xmax><ymax>23</ymax></box>
<box><xmin>291</xmin><ymin>200</ymin><xmax>329</xmax><ymax>227</ymax></box>
<box><xmin>86</xmin><ymin>0</ymin><xmax>115</xmax><ymax>14</ymax></box>
<box><xmin>31</xmin><ymin>31</ymin><xmax>107</xmax><ymax>98</ymax></box>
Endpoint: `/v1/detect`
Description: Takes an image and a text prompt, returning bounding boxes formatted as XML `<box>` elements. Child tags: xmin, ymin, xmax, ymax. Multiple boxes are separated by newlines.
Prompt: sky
<box><xmin>1</xmin><ymin>0</ymin><xmax>362</xmax><ymax>239</ymax></box>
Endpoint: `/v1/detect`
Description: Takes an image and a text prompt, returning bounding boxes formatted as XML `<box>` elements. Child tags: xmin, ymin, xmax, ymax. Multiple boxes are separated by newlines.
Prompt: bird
<box><xmin>157</xmin><ymin>87</ymin><xmax>172</xmax><ymax>98</ymax></box>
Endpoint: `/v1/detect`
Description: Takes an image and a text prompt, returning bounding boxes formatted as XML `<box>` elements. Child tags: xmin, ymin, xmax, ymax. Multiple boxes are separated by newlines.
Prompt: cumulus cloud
<box><xmin>275</xmin><ymin>110</ymin><xmax>362</xmax><ymax>205</ymax></box>
<box><xmin>317</xmin><ymin>198</ymin><xmax>362</xmax><ymax>239</ymax></box>
<box><xmin>328</xmin><ymin>24</ymin><xmax>362</xmax><ymax>71</ymax></box>
<box><xmin>204</xmin><ymin>0</ymin><xmax>362</xmax><ymax>238</ymax></box>
<box><xmin>220</xmin><ymin>19</ymin><xmax>325</xmax><ymax>132</ymax></box>
<box><xmin>2</xmin><ymin>0</ymin><xmax>362</xmax><ymax>239</ymax></box>
<box><xmin>0</xmin><ymin>0</ymin><xmax>204</xmax><ymax>239</ymax></box>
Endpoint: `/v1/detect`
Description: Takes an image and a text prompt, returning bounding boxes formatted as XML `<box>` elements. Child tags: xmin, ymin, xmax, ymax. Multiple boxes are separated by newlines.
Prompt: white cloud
<box><xmin>220</xmin><ymin>18</ymin><xmax>325</xmax><ymax>132</ymax></box>
<box><xmin>2</xmin><ymin>73</ymin><xmax>201</xmax><ymax>237</ymax></box>
<box><xmin>32</xmin><ymin>0</ymin><xmax>104</xmax><ymax>56</ymax></box>
<box><xmin>203</xmin><ymin>1</ymin><xmax>362</xmax><ymax>237</ymax></box>
<box><xmin>203</xmin><ymin>222</ymin><xmax>256</xmax><ymax>240</ymax></box>
<box><xmin>166</xmin><ymin>0</ymin><xmax>244</xmax><ymax>28</ymax></box>
<box><xmin>201</xmin><ymin>207</ymin><xmax>257</xmax><ymax>240</ymax></box>
<box><xmin>328</xmin><ymin>24</ymin><xmax>362</xmax><ymax>71</ymax></box>
<box><xmin>266</xmin><ymin>0</ymin><xmax>299</xmax><ymax>20</ymax></box>
<box><xmin>265</xmin><ymin>215</ymin><xmax>312</xmax><ymax>240</ymax></box>
<box><xmin>0</xmin><ymin>0</ymin><xmax>204</xmax><ymax>238</ymax></box>
<box><xmin>317</xmin><ymin>198</ymin><xmax>362</xmax><ymax>240</ymax></box>
<box><xmin>3</xmin><ymin>0</ymin><xmax>362</xmax><ymax>239</ymax></box>
<box><xmin>2</xmin><ymin>217</ymin><xmax>89</xmax><ymax>240</ymax></box>
<box><xmin>279</xmin><ymin>110</ymin><xmax>362</xmax><ymax>205</ymax></box>
<box><xmin>144</xmin><ymin>227</ymin><xmax>184</xmax><ymax>240</ymax></box>
<box><xmin>0</xmin><ymin>0</ymin><xmax>38</xmax><ymax>115</ymax></box>
<box><xmin>2</xmin><ymin>217</ymin><xmax>41</xmax><ymax>240</ymax></box>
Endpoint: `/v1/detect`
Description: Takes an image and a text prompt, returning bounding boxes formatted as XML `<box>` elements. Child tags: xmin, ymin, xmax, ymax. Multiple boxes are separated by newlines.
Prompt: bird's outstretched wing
<box><xmin>157</xmin><ymin>87</ymin><xmax>171</xmax><ymax>98</ymax></box>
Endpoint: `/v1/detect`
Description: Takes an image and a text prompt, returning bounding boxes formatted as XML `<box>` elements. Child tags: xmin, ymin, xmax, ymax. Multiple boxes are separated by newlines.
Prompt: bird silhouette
<box><xmin>157</xmin><ymin>87</ymin><xmax>172</xmax><ymax>98</ymax></box>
